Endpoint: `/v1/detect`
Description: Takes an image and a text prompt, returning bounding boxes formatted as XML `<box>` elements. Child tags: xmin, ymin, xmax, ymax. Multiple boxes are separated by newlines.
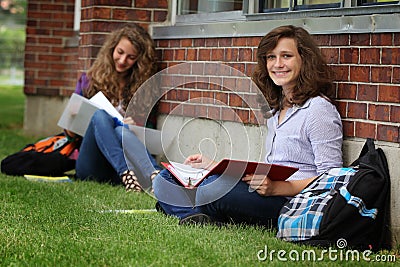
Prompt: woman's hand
<box><xmin>123</xmin><ymin>116</ymin><xmax>136</xmax><ymax>125</ymax></box>
<box><xmin>242</xmin><ymin>174</ymin><xmax>276</xmax><ymax>196</ymax></box>
<box><xmin>242</xmin><ymin>175</ymin><xmax>318</xmax><ymax>197</ymax></box>
<box><xmin>184</xmin><ymin>154</ymin><xmax>216</xmax><ymax>170</ymax></box>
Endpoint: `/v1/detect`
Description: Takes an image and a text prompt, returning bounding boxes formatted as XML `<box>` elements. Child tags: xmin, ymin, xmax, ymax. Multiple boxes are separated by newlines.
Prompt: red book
<box><xmin>161</xmin><ymin>159</ymin><xmax>298</xmax><ymax>188</ymax></box>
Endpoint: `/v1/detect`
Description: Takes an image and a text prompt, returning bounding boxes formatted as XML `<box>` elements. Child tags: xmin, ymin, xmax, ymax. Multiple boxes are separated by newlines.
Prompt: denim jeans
<box><xmin>76</xmin><ymin>109</ymin><xmax>160</xmax><ymax>187</ymax></box>
<box><xmin>153</xmin><ymin>168</ymin><xmax>288</xmax><ymax>226</ymax></box>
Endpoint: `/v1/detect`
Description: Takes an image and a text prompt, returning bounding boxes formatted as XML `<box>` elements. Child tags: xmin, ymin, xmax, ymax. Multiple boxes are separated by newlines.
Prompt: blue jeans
<box><xmin>76</xmin><ymin>110</ymin><xmax>160</xmax><ymax>187</ymax></box>
<box><xmin>153</xmin><ymin>169</ymin><xmax>288</xmax><ymax>227</ymax></box>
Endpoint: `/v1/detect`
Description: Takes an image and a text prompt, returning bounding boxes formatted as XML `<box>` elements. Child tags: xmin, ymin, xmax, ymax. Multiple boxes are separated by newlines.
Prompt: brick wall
<box><xmin>79</xmin><ymin>0</ymin><xmax>168</xmax><ymax>76</ymax></box>
<box><xmin>322</xmin><ymin>33</ymin><xmax>400</xmax><ymax>143</ymax></box>
<box><xmin>24</xmin><ymin>0</ymin><xmax>78</xmax><ymax>97</ymax></box>
<box><xmin>155</xmin><ymin>33</ymin><xmax>400</xmax><ymax>143</ymax></box>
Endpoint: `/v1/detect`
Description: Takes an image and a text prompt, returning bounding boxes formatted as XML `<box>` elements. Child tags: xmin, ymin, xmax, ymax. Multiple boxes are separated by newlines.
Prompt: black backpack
<box><xmin>277</xmin><ymin>138</ymin><xmax>391</xmax><ymax>251</ymax></box>
<box><xmin>1</xmin><ymin>133</ymin><xmax>81</xmax><ymax>177</ymax></box>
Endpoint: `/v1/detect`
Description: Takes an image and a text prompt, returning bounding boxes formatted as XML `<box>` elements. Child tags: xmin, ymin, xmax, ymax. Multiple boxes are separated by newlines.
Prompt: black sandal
<box><xmin>121</xmin><ymin>170</ymin><xmax>142</xmax><ymax>192</ymax></box>
<box><xmin>150</xmin><ymin>170</ymin><xmax>160</xmax><ymax>193</ymax></box>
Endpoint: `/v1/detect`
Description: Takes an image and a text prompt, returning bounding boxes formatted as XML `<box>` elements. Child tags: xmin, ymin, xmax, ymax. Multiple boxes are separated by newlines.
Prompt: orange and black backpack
<box><xmin>1</xmin><ymin>133</ymin><xmax>81</xmax><ymax>176</ymax></box>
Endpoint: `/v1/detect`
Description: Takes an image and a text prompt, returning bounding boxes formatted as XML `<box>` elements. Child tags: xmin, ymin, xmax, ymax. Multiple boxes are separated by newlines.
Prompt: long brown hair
<box><xmin>85</xmin><ymin>23</ymin><xmax>157</xmax><ymax>110</ymax></box>
<box><xmin>252</xmin><ymin>25</ymin><xmax>335</xmax><ymax>111</ymax></box>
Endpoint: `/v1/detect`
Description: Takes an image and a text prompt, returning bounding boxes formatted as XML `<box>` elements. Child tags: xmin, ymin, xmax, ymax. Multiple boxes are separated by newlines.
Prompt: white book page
<box><xmin>170</xmin><ymin>161</ymin><xmax>208</xmax><ymax>187</ymax></box>
<box><xmin>90</xmin><ymin>91</ymin><xmax>123</xmax><ymax>121</ymax></box>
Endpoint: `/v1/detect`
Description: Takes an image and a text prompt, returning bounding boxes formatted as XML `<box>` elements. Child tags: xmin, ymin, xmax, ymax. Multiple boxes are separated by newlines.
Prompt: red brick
<box><xmin>377</xmin><ymin>124</ymin><xmax>399</xmax><ymax>143</ymax></box>
<box><xmin>360</xmin><ymin>48</ymin><xmax>380</xmax><ymax>64</ymax></box>
<box><xmin>395</xmin><ymin>33</ymin><xmax>400</xmax><ymax>46</ymax></box>
<box><xmin>92</xmin><ymin>7</ymin><xmax>111</xmax><ymax>19</ymax></box>
<box><xmin>337</xmin><ymin>83</ymin><xmax>356</xmax><ymax>99</ymax></box>
<box><xmin>182</xmin><ymin>104</ymin><xmax>196</xmax><ymax>117</ymax></box>
<box><xmin>225</xmin><ymin>48</ymin><xmax>239</xmax><ymax>61</ymax></box>
<box><xmin>331</xmin><ymin>34</ymin><xmax>349</xmax><ymax>46</ymax></box>
<box><xmin>232</xmin><ymin>37</ymin><xmax>247</xmax><ymax>47</ymax></box>
<box><xmin>113</xmin><ymin>9</ymin><xmax>151</xmax><ymax>22</ymax></box>
<box><xmin>371</xmin><ymin>66</ymin><xmax>392</xmax><ymax>83</ymax></box>
<box><xmin>221</xmin><ymin>107</ymin><xmax>236</xmax><ymax>121</ymax></box>
<box><xmin>340</xmin><ymin>47</ymin><xmax>359</xmax><ymax>64</ymax></box>
<box><xmin>208</xmin><ymin>106</ymin><xmax>221</xmax><ymax>120</ymax></box>
<box><xmin>169</xmin><ymin>102</ymin><xmax>183</xmax><ymax>116</ymax></box>
<box><xmin>198</xmin><ymin>49</ymin><xmax>211</xmax><ymax>61</ymax></box>
<box><xmin>239</xmin><ymin>48</ymin><xmax>253</xmax><ymax>62</ymax></box>
<box><xmin>368</xmin><ymin>104</ymin><xmax>390</xmax><ymax>121</ymax></box>
<box><xmin>202</xmin><ymin>91</ymin><xmax>214</xmax><ymax>104</ymax></box>
<box><xmin>215</xmin><ymin>92</ymin><xmax>228</xmax><ymax>105</ymax></box>
<box><xmin>382</xmin><ymin>48</ymin><xmax>400</xmax><ymax>65</ymax></box>
<box><xmin>153</xmin><ymin>10</ymin><xmax>167</xmax><ymax>22</ymax></box>
<box><xmin>218</xmin><ymin>38</ymin><xmax>232</xmax><ymax>47</ymax></box>
<box><xmin>135</xmin><ymin>0</ymin><xmax>168</xmax><ymax>8</ymax></box>
<box><xmin>378</xmin><ymin>85</ymin><xmax>400</xmax><ymax>103</ymax></box>
<box><xmin>321</xmin><ymin>48</ymin><xmax>339</xmax><ymax>64</ymax></box>
<box><xmin>332</xmin><ymin>65</ymin><xmax>349</xmax><ymax>81</ymax></box>
<box><xmin>169</xmin><ymin>39</ymin><xmax>180</xmax><ymax>48</ymax></box>
<box><xmin>342</xmin><ymin>120</ymin><xmax>355</xmax><ymax>137</ymax></box>
<box><xmin>348</xmin><ymin>102</ymin><xmax>367</xmax><ymax>119</ymax></box>
<box><xmin>157</xmin><ymin>40</ymin><xmax>169</xmax><ymax>48</ymax></box>
<box><xmin>196</xmin><ymin>105</ymin><xmax>208</xmax><ymax>118</ymax></box>
<box><xmin>162</xmin><ymin>49</ymin><xmax>173</xmax><ymax>61</ymax></box>
<box><xmin>247</xmin><ymin>37</ymin><xmax>261</xmax><ymax>46</ymax></box>
<box><xmin>186</xmin><ymin>49</ymin><xmax>197</xmax><ymax>61</ymax></box>
<box><xmin>394</xmin><ymin>68</ymin><xmax>400</xmax><ymax>85</ymax></box>
<box><xmin>205</xmin><ymin>38</ymin><xmax>218</xmax><ymax>47</ymax></box>
<box><xmin>358</xmin><ymin>84</ymin><xmax>378</xmax><ymax>101</ymax></box>
<box><xmin>335</xmin><ymin>100</ymin><xmax>347</xmax><ymax>118</ymax></box>
<box><xmin>350</xmin><ymin>34</ymin><xmax>370</xmax><ymax>46</ymax></box>
<box><xmin>355</xmin><ymin>121</ymin><xmax>376</xmax><ymax>139</ymax></box>
<box><xmin>211</xmin><ymin>48</ymin><xmax>224</xmax><ymax>61</ymax></box>
<box><xmin>390</xmin><ymin>106</ymin><xmax>400</xmax><ymax>123</ymax></box>
<box><xmin>313</xmin><ymin>34</ymin><xmax>330</xmax><ymax>46</ymax></box>
<box><xmin>181</xmin><ymin>39</ymin><xmax>193</xmax><ymax>47</ymax></box>
<box><xmin>371</xmin><ymin>33</ymin><xmax>393</xmax><ymax>46</ymax></box>
<box><xmin>194</xmin><ymin>38</ymin><xmax>206</xmax><ymax>47</ymax></box>
<box><xmin>234</xmin><ymin>109</ymin><xmax>250</xmax><ymax>124</ymax></box>
<box><xmin>229</xmin><ymin>94</ymin><xmax>243</xmax><ymax>107</ymax></box>
<box><xmin>175</xmin><ymin>49</ymin><xmax>185</xmax><ymax>61</ymax></box>
<box><xmin>350</xmin><ymin>66</ymin><xmax>370</xmax><ymax>83</ymax></box>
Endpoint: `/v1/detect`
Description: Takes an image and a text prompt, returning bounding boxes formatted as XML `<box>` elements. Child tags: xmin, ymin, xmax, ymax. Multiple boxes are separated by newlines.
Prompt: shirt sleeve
<box><xmin>307</xmin><ymin>98</ymin><xmax>343</xmax><ymax>175</ymax></box>
<box><xmin>74</xmin><ymin>73</ymin><xmax>89</xmax><ymax>97</ymax></box>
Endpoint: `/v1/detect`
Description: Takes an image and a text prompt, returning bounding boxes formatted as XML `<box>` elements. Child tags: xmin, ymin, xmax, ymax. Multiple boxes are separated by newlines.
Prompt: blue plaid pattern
<box><xmin>277</xmin><ymin>167</ymin><xmax>357</xmax><ymax>241</ymax></box>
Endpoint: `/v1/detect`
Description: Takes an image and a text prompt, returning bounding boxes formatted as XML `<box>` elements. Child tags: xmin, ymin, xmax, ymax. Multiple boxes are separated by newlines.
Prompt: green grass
<box><xmin>0</xmin><ymin>86</ymin><xmax>398</xmax><ymax>266</ymax></box>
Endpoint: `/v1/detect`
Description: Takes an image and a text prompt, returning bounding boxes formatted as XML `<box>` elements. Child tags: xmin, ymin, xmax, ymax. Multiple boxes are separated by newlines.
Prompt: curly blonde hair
<box><xmin>252</xmin><ymin>25</ymin><xmax>335</xmax><ymax>111</ymax></box>
<box><xmin>85</xmin><ymin>23</ymin><xmax>157</xmax><ymax>110</ymax></box>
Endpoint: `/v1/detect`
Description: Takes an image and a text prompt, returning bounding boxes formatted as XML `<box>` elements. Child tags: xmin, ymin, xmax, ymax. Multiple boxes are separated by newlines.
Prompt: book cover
<box><xmin>162</xmin><ymin>159</ymin><xmax>298</xmax><ymax>188</ymax></box>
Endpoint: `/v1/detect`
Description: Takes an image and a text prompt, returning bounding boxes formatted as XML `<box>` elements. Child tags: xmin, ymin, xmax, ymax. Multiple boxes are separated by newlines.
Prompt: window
<box><xmin>177</xmin><ymin>0</ymin><xmax>243</xmax><ymax>15</ymax></box>
<box><xmin>259</xmin><ymin>0</ymin><xmax>399</xmax><ymax>11</ymax></box>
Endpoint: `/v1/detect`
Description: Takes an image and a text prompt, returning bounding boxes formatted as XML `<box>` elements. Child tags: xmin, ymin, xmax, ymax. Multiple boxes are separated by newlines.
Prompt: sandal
<box><xmin>150</xmin><ymin>170</ymin><xmax>160</xmax><ymax>194</ymax></box>
<box><xmin>121</xmin><ymin>170</ymin><xmax>142</xmax><ymax>192</ymax></box>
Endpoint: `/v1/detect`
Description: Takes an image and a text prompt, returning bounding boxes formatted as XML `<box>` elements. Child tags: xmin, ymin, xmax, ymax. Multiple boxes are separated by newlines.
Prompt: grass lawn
<box><xmin>0</xmin><ymin>85</ymin><xmax>398</xmax><ymax>266</ymax></box>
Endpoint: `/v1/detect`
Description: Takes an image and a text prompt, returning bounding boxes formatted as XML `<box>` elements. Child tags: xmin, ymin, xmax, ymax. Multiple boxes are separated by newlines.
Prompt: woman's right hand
<box><xmin>184</xmin><ymin>154</ymin><xmax>216</xmax><ymax>170</ymax></box>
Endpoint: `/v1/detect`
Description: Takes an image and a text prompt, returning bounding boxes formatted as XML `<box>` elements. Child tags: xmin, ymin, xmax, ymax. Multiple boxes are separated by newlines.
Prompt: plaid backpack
<box><xmin>277</xmin><ymin>138</ymin><xmax>391</xmax><ymax>251</ymax></box>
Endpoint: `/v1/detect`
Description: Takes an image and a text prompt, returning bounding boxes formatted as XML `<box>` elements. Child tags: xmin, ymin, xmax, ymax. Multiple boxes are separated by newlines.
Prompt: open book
<box><xmin>57</xmin><ymin>92</ymin><xmax>169</xmax><ymax>155</ymax></box>
<box><xmin>162</xmin><ymin>159</ymin><xmax>298</xmax><ymax>188</ymax></box>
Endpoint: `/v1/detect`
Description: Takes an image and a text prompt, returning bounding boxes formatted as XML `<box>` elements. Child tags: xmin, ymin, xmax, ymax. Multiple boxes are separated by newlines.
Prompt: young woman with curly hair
<box><xmin>153</xmin><ymin>25</ymin><xmax>343</xmax><ymax>226</ymax></box>
<box><xmin>69</xmin><ymin>23</ymin><xmax>161</xmax><ymax>191</ymax></box>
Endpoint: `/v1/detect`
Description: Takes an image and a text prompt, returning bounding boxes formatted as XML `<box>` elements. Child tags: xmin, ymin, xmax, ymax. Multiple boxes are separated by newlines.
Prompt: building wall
<box><xmin>155</xmin><ymin>33</ymin><xmax>400</xmax><ymax>143</ymax></box>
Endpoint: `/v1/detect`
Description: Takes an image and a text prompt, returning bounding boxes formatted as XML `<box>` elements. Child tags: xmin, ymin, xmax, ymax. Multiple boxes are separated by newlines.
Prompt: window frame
<box><xmin>153</xmin><ymin>1</ymin><xmax>400</xmax><ymax>39</ymax></box>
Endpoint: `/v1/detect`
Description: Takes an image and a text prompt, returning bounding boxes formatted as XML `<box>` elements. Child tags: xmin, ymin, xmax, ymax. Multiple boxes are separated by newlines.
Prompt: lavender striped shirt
<box><xmin>264</xmin><ymin>96</ymin><xmax>343</xmax><ymax>181</ymax></box>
